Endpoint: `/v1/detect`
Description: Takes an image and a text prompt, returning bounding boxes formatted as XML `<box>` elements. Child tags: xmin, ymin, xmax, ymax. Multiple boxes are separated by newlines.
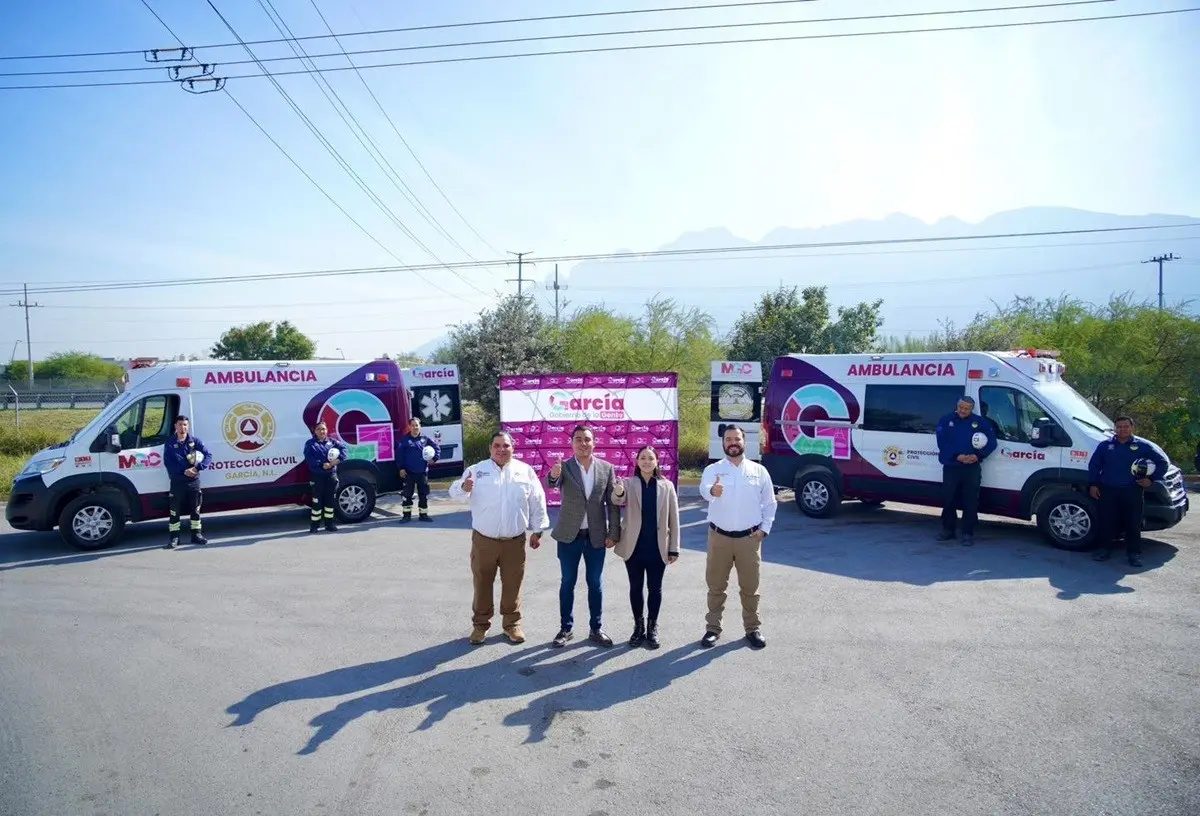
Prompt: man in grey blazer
<box><xmin>546</xmin><ymin>425</ymin><xmax>622</xmax><ymax>647</ymax></box>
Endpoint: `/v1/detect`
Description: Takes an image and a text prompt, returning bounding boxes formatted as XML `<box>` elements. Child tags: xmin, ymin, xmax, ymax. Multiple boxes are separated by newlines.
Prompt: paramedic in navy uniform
<box><xmin>164</xmin><ymin>415</ymin><xmax>212</xmax><ymax>549</ymax></box>
<box><xmin>304</xmin><ymin>421</ymin><xmax>349</xmax><ymax>533</ymax></box>
<box><xmin>395</xmin><ymin>417</ymin><xmax>441</xmax><ymax>523</ymax></box>
<box><xmin>935</xmin><ymin>395</ymin><xmax>997</xmax><ymax>546</ymax></box>
<box><xmin>698</xmin><ymin>425</ymin><xmax>777</xmax><ymax>649</ymax></box>
<box><xmin>1087</xmin><ymin>415</ymin><xmax>1169</xmax><ymax>567</ymax></box>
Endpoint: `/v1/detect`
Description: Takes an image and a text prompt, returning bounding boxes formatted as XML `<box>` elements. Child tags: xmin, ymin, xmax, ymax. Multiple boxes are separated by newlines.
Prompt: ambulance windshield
<box><xmin>1035</xmin><ymin>381</ymin><xmax>1113</xmax><ymax>435</ymax></box>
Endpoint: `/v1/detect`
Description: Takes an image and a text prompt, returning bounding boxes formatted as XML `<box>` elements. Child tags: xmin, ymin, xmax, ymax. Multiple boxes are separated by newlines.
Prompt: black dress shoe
<box><xmin>745</xmin><ymin>631</ymin><xmax>767</xmax><ymax>649</ymax></box>
<box><xmin>936</xmin><ymin>530</ymin><xmax>956</xmax><ymax>542</ymax></box>
<box><xmin>1128</xmin><ymin>553</ymin><xmax>1144</xmax><ymax>568</ymax></box>
<box><xmin>644</xmin><ymin>622</ymin><xmax>661</xmax><ymax>650</ymax></box>
<box><xmin>700</xmin><ymin>631</ymin><xmax>719</xmax><ymax>648</ymax></box>
<box><xmin>589</xmin><ymin>629</ymin><xmax>614</xmax><ymax>647</ymax></box>
<box><xmin>1093</xmin><ymin>549</ymin><xmax>1111</xmax><ymax>562</ymax></box>
<box><xmin>552</xmin><ymin>629</ymin><xmax>573</xmax><ymax>648</ymax></box>
<box><xmin>960</xmin><ymin>535</ymin><xmax>974</xmax><ymax>547</ymax></box>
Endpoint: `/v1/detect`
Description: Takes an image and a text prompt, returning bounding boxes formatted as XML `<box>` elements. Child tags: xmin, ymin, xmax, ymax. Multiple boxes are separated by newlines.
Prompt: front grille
<box><xmin>1164</xmin><ymin>467</ymin><xmax>1187</xmax><ymax>506</ymax></box>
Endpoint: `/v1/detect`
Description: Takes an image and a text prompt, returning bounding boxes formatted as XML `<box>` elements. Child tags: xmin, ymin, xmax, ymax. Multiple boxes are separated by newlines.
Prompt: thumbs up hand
<box><xmin>462</xmin><ymin>471</ymin><xmax>476</xmax><ymax>493</ymax></box>
<box><xmin>711</xmin><ymin>475</ymin><xmax>724</xmax><ymax>497</ymax></box>
<box><xmin>549</xmin><ymin>456</ymin><xmax>564</xmax><ymax>480</ymax></box>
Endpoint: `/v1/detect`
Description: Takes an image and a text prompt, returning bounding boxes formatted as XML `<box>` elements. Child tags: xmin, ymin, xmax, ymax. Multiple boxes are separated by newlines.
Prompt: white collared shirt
<box><xmin>576</xmin><ymin>456</ymin><xmax>595</xmax><ymax>529</ymax></box>
<box><xmin>449</xmin><ymin>457</ymin><xmax>549</xmax><ymax>539</ymax></box>
<box><xmin>699</xmin><ymin>457</ymin><xmax>777</xmax><ymax>535</ymax></box>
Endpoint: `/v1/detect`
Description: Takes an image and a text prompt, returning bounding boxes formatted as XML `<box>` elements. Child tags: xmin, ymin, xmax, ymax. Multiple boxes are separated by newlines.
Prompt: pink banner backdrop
<box><xmin>498</xmin><ymin>372</ymin><xmax>679</xmax><ymax>506</ymax></box>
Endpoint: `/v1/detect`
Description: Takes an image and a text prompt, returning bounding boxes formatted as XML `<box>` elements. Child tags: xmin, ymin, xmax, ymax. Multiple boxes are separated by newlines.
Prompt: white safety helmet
<box><xmin>971</xmin><ymin>432</ymin><xmax>988</xmax><ymax>450</ymax></box>
<box><xmin>422</xmin><ymin>445</ymin><xmax>437</xmax><ymax>462</ymax></box>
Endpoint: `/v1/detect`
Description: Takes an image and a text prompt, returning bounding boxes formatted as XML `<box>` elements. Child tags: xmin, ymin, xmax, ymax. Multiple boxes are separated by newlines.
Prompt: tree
<box><xmin>433</xmin><ymin>296</ymin><xmax>563</xmax><ymax>417</ymax></box>
<box><xmin>726</xmin><ymin>285</ymin><xmax>884</xmax><ymax>371</ymax></box>
<box><xmin>389</xmin><ymin>352</ymin><xmax>428</xmax><ymax>367</ymax></box>
<box><xmin>211</xmin><ymin>321</ymin><xmax>316</xmax><ymax>361</ymax></box>
<box><xmin>925</xmin><ymin>294</ymin><xmax>1200</xmax><ymax>467</ymax></box>
<box><xmin>3</xmin><ymin>351</ymin><xmax>124</xmax><ymax>384</ymax></box>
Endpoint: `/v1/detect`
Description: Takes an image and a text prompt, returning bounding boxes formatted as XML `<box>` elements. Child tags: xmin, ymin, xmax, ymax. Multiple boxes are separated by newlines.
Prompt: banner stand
<box><xmin>498</xmin><ymin>372</ymin><xmax>680</xmax><ymax>506</ymax></box>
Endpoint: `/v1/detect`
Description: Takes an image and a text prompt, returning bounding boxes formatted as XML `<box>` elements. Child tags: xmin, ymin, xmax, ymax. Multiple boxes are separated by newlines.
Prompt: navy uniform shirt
<box><xmin>165</xmin><ymin>434</ymin><xmax>211</xmax><ymax>482</ymax></box>
<box><xmin>395</xmin><ymin>434</ymin><xmax>441</xmax><ymax>474</ymax></box>
<box><xmin>935</xmin><ymin>411</ymin><xmax>998</xmax><ymax>467</ymax></box>
<box><xmin>1088</xmin><ymin>435</ymin><xmax>1170</xmax><ymax>488</ymax></box>
<box><xmin>304</xmin><ymin>435</ymin><xmax>350</xmax><ymax>478</ymax></box>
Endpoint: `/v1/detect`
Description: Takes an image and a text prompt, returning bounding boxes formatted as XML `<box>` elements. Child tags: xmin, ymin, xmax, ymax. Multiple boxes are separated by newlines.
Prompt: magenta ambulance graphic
<box><xmin>761</xmin><ymin>351</ymin><xmax>1188</xmax><ymax>550</ymax></box>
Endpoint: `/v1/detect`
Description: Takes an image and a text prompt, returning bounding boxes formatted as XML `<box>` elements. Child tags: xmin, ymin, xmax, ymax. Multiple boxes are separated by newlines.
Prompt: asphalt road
<box><xmin>2</xmin><ymin>489</ymin><xmax>1197</xmax><ymax>816</ymax></box>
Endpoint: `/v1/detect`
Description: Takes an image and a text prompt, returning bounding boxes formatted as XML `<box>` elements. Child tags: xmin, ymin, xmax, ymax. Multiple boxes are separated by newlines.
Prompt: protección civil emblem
<box><xmin>223</xmin><ymin>402</ymin><xmax>276</xmax><ymax>452</ymax></box>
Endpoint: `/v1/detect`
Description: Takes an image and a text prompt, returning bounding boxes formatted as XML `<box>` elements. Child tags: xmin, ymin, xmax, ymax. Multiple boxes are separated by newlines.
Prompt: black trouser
<box><xmin>168</xmin><ymin>479</ymin><xmax>202</xmax><ymax>539</ymax></box>
<box><xmin>626</xmin><ymin>555</ymin><xmax>667</xmax><ymax>622</ymax></box>
<box><xmin>1098</xmin><ymin>485</ymin><xmax>1143</xmax><ymax>555</ymax></box>
<box><xmin>402</xmin><ymin>472</ymin><xmax>430</xmax><ymax>516</ymax></box>
<box><xmin>310</xmin><ymin>472</ymin><xmax>338</xmax><ymax>526</ymax></box>
<box><xmin>941</xmin><ymin>464</ymin><xmax>981</xmax><ymax>535</ymax></box>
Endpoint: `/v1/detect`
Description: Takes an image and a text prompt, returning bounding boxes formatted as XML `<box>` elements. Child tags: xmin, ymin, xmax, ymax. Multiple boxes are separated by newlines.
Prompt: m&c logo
<box><xmin>720</xmin><ymin>362</ymin><xmax>755</xmax><ymax>375</ymax></box>
<box><xmin>118</xmin><ymin>451</ymin><xmax>162</xmax><ymax>470</ymax></box>
<box><xmin>223</xmin><ymin>402</ymin><xmax>276</xmax><ymax>452</ymax></box>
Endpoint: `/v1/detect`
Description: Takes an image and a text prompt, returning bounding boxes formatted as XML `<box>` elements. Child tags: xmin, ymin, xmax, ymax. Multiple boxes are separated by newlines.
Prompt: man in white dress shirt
<box><xmin>449</xmin><ymin>431</ymin><xmax>549</xmax><ymax>646</ymax></box>
<box><xmin>698</xmin><ymin>425</ymin><xmax>777</xmax><ymax>649</ymax></box>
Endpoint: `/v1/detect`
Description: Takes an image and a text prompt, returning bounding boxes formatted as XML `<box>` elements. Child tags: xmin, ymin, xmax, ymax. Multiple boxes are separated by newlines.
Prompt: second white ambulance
<box><xmin>761</xmin><ymin>350</ymin><xmax>1189</xmax><ymax>549</ymax></box>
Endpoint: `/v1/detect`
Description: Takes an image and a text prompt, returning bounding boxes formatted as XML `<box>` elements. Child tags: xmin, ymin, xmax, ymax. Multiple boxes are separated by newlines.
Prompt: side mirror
<box><xmin>1030</xmin><ymin>417</ymin><xmax>1057</xmax><ymax>448</ymax></box>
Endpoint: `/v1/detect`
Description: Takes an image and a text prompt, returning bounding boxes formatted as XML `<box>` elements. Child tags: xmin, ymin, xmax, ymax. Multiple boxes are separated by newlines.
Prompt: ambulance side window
<box><xmin>113</xmin><ymin>395</ymin><xmax>178</xmax><ymax>449</ymax></box>
<box><xmin>978</xmin><ymin>387</ymin><xmax>1045</xmax><ymax>444</ymax></box>
<box><xmin>864</xmin><ymin>385</ymin><xmax>963</xmax><ymax>434</ymax></box>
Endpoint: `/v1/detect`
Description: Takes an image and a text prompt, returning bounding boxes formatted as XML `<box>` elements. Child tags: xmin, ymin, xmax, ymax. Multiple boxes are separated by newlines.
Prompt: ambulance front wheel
<box><xmin>795</xmin><ymin>469</ymin><xmax>841</xmax><ymax>518</ymax></box>
<box><xmin>335</xmin><ymin>474</ymin><xmax>377</xmax><ymax>523</ymax></box>
<box><xmin>1036</xmin><ymin>490</ymin><xmax>1099</xmax><ymax>551</ymax></box>
<box><xmin>58</xmin><ymin>492</ymin><xmax>127</xmax><ymax>551</ymax></box>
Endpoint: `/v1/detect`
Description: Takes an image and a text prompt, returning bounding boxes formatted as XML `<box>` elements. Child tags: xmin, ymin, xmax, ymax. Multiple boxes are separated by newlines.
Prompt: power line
<box><xmin>2</xmin><ymin>221</ymin><xmax>1196</xmax><ymax>298</ymax></box>
<box><xmin>199</xmin><ymin>0</ymin><xmax>481</xmax><ymax>300</ymax></box>
<box><xmin>298</xmin><ymin>0</ymin><xmax>496</xmax><ymax>259</ymax></box>
<box><xmin>247</xmin><ymin>0</ymin><xmax>486</xmax><ymax>280</ymax></box>
<box><xmin>7</xmin><ymin>6</ymin><xmax>1192</xmax><ymax>91</ymax></box>
<box><xmin>0</xmin><ymin>1</ymin><xmax>1115</xmax><ymax>79</ymax></box>
<box><xmin>137</xmin><ymin>0</ymin><xmax>475</xmax><ymax>303</ymax></box>
<box><xmin>0</xmin><ymin>0</ymin><xmax>828</xmax><ymax>61</ymax></box>
<box><xmin>1142</xmin><ymin>252</ymin><xmax>1180</xmax><ymax>310</ymax></box>
<box><xmin>6</xmin><ymin>284</ymin><xmax>43</xmax><ymax>387</ymax></box>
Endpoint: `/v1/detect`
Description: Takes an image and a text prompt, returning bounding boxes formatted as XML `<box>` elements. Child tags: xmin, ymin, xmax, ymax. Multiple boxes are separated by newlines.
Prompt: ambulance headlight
<box><xmin>20</xmin><ymin>457</ymin><xmax>65</xmax><ymax>478</ymax></box>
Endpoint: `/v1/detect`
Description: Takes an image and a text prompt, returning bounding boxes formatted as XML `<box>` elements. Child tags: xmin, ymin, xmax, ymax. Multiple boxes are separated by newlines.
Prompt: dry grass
<box><xmin>0</xmin><ymin>409</ymin><xmax>101</xmax><ymax>501</ymax></box>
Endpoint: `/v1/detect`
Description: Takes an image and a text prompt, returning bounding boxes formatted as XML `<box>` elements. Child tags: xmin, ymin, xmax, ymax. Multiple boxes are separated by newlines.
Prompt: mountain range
<box><xmin>414</xmin><ymin>206</ymin><xmax>1199</xmax><ymax>356</ymax></box>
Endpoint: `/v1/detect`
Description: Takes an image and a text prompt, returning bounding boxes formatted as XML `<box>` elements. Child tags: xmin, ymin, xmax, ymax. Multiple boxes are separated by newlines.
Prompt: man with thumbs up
<box><xmin>449</xmin><ymin>431</ymin><xmax>549</xmax><ymax>646</ymax></box>
<box><xmin>698</xmin><ymin>425</ymin><xmax>777</xmax><ymax>649</ymax></box>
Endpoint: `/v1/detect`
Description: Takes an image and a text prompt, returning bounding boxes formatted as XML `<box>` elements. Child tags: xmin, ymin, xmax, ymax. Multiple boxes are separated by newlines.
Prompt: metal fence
<box><xmin>1</xmin><ymin>383</ymin><xmax>123</xmax><ymax>421</ymax></box>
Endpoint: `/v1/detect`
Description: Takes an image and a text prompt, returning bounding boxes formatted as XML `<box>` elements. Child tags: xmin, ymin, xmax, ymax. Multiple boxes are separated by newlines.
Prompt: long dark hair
<box><xmin>634</xmin><ymin>445</ymin><xmax>662</xmax><ymax>480</ymax></box>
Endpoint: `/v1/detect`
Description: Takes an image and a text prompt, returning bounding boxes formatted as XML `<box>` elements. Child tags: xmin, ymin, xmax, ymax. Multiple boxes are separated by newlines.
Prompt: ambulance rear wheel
<box><xmin>336</xmin><ymin>475</ymin><xmax>377</xmax><ymax>523</ymax></box>
<box><xmin>58</xmin><ymin>493</ymin><xmax>126</xmax><ymax>551</ymax></box>
<box><xmin>795</xmin><ymin>469</ymin><xmax>841</xmax><ymax>518</ymax></box>
<box><xmin>1036</xmin><ymin>491</ymin><xmax>1098</xmax><ymax>551</ymax></box>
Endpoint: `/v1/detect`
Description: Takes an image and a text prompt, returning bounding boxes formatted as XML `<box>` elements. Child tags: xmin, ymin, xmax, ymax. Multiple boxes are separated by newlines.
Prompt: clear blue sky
<box><xmin>1</xmin><ymin>0</ymin><xmax>1198</xmax><ymax>363</ymax></box>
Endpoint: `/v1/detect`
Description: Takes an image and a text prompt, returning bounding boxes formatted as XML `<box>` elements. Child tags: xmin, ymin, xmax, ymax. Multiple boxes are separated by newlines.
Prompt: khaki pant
<box><xmin>705</xmin><ymin>529</ymin><xmax>762</xmax><ymax>634</ymax></box>
<box><xmin>471</xmin><ymin>531</ymin><xmax>527</xmax><ymax>630</ymax></box>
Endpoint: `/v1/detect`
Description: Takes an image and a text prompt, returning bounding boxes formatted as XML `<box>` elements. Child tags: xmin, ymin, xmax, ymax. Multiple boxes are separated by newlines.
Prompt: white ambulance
<box><xmin>761</xmin><ymin>350</ymin><xmax>1189</xmax><ymax>549</ymax></box>
<box><xmin>6</xmin><ymin>359</ymin><xmax>465</xmax><ymax>550</ymax></box>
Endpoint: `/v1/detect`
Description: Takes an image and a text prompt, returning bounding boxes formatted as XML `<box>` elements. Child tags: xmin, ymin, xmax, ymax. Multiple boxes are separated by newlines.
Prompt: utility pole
<box><xmin>545</xmin><ymin>264</ymin><xmax>569</xmax><ymax>321</ymax></box>
<box><xmin>1141</xmin><ymin>253</ymin><xmax>1179</xmax><ymax>310</ymax></box>
<box><xmin>7</xmin><ymin>284</ymin><xmax>42</xmax><ymax>387</ymax></box>
<box><xmin>506</xmin><ymin>251</ymin><xmax>535</xmax><ymax>298</ymax></box>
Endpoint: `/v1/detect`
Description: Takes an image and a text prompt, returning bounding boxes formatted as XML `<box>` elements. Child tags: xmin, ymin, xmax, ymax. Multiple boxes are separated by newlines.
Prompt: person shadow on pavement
<box><xmin>502</xmin><ymin>642</ymin><xmax>733</xmax><ymax>744</ymax></box>
<box><xmin>226</xmin><ymin>638</ymin><xmax>478</xmax><ymax>727</ymax></box>
<box><xmin>298</xmin><ymin>642</ymin><xmax>628</xmax><ymax>755</ymax></box>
